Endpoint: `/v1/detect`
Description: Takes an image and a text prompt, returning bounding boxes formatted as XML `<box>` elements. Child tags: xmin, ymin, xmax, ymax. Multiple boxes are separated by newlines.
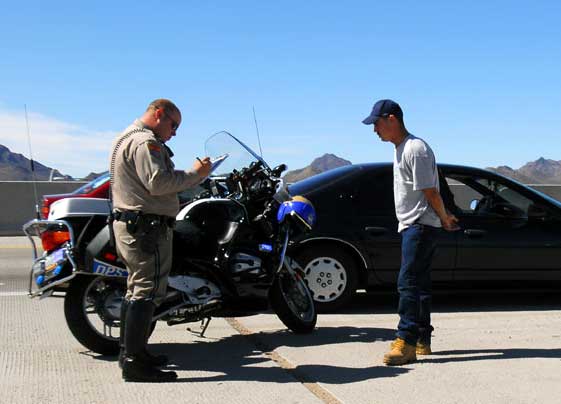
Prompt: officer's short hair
<box><xmin>147</xmin><ymin>99</ymin><xmax>180</xmax><ymax>117</ymax></box>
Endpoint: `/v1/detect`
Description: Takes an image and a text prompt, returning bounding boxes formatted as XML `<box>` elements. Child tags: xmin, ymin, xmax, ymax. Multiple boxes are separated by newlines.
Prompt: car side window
<box><xmin>474</xmin><ymin>178</ymin><xmax>533</xmax><ymax>217</ymax></box>
<box><xmin>444</xmin><ymin>174</ymin><xmax>532</xmax><ymax>218</ymax></box>
<box><xmin>355</xmin><ymin>170</ymin><xmax>395</xmax><ymax>215</ymax></box>
<box><xmin>444</xmin><ymin>176</ymin><xmax>484</xmax><ymax>213</ymax></box>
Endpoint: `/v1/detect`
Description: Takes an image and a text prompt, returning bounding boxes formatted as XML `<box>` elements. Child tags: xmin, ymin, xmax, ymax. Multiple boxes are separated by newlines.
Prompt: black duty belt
<box><xmin>113</xmin><ymin>210</ymin><xmax>176</xmax><ymax>228</ymax></box>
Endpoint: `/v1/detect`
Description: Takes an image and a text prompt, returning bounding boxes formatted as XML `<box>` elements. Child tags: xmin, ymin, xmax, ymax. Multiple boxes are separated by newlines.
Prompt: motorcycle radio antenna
<box><xmin>252</xmin><ymin>106</ymin><xmax>264</xmax><ymax>158</ymax></box>
<box><xmin>24</xmin><ymin>105</ymin><xmax>40</xmax><ymax>219</ymax></box>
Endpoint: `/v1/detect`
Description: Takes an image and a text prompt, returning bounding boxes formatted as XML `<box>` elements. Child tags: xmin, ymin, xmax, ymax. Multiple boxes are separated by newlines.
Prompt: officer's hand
<box><xmin>194</xmin><ymin>157</ymin><xmax>212</xmax><ymax>178</ymax></box>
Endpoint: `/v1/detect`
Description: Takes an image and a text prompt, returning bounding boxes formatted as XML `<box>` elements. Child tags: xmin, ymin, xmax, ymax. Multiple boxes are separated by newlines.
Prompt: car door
<box><xmin>443</xmin><ymin>170</ymin><xmax>561</xmax><ymax>281</ymax></box>
<box><xmin>353</xmin><ymin>167</ymin><xmax>455</xmax><ymax>284</ymax></box>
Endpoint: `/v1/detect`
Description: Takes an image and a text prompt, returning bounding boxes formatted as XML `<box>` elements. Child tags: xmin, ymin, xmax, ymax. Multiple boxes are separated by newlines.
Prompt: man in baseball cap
<box><xmin>362</xmin><ymin>98</ymin><xmax>459</xmax><ymax>366</ymax></box>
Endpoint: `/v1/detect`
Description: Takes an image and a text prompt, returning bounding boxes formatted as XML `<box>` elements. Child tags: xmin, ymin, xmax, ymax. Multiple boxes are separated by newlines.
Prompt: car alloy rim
<box><xmin>303</xmin><ymin>256</ymin><xmax>347</xmax><ymax>303</ymax></box>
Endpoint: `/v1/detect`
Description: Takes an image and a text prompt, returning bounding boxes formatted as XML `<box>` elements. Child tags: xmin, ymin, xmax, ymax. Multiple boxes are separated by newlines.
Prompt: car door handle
<box><xmin>464</xmin><ymin>229</ymin><xmax>487</xmax><ymax>238</ymax></box>
<box><xmin>364</xmin><ymin>226</ymin><xmax>388</xmax><ymax>235</ymax></box>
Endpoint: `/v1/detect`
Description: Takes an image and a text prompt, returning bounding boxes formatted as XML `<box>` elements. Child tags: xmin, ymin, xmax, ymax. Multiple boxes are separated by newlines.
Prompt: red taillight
<box><xmin>41</xmin><ymin>200</ymin><xmax>50</xmax><ymax>219</ymax></box>
<box><xmin>41</xmin><ymin>230</ymin><xmax>70</xmax><ymax>252</ymax></box>
<box><xmin>104</xmin><ymin>252</ymin><xmax>117</xmax><ymax>262</ymax></box>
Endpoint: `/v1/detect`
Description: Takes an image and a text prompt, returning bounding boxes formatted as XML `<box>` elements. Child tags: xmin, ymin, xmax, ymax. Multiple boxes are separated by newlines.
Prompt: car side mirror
<box><xmin>469</xmin><ymin>199</ymin><xmax>479</xmax><ymax>211</ymax></box>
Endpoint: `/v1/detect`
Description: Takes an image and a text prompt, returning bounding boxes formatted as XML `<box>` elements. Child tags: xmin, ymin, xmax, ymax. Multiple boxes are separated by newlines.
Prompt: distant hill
<box><xmin>283</xmin><ymin>153</ymin><xmax>352</xmax><ymax>183</ymax></box>
<box><xmin>0</xmin><ymin>144</ymin><xmax>72</xmax><ymax>181</ymax></box>
<box><xmin>487</xmin><ymin>157</ymin><xmax>561</xmax><ymax>184</ymax></box>
<box><xmin>2</xmin><ymin>141</ymin><xmax>559</xmax><ymax>186</ymax></box>
<box><xmin>283</xmin><ymin>155</ymin><xmax>561</xmax><ymax>185</ymax></box>
<box><xmin>82</xmin><ymin>171</ymin><xmax>106</xmax><ymax>181</ymax></box>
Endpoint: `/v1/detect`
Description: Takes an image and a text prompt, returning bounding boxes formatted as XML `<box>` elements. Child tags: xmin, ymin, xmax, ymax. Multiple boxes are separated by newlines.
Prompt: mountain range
<box><xmin>1</xmin><ymin>143</ymin><xmax>560</xmax><ymax>184</ymax></box>
<box><xmin>486</xmin><ymin>158</ymin><xmax>561</xmax><ymax>184</ymax></box>
<box><xmin>283</xmin><ymin>154</ymin><xmax>352</xmax><ymax>183</ymax></box>
<box><xmin>282</xmin><ymin>156</ymin><xmax>561</xmax><ymax>184</ymax></box>
<box><xmin>0</xmin><ymin>144</ymin><xmax>101</xmax><ymax>181</ymax></box>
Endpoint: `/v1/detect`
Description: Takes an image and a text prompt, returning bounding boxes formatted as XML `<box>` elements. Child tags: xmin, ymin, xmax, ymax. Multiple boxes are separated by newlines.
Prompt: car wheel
<box><xmin>295</xmin><ymin>246</ymin><xmax>359</xmax><ymax>312</ymax></box>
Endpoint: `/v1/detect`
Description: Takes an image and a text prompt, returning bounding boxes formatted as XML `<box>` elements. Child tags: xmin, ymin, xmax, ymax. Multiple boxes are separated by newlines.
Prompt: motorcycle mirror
<box><xmin>272</xmin><ymin>164</ymin><xmax>287</xmax><ymax>177</ymax></box>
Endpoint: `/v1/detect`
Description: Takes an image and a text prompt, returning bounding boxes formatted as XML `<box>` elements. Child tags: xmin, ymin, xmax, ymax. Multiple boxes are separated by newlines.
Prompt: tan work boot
<box><xmin>384</xmin><ymin>338</ymin><xmax>416</xmax><ymax>365</ymax></box>
<box><xmin>390</xmin><ymin>340</ymin><xmax>432</xmax><ymax>355</ymax></box>
<box><xmin>415</xmin><ymin>342</ymin><xmax>432</xmax><ymax>355</ymax></box>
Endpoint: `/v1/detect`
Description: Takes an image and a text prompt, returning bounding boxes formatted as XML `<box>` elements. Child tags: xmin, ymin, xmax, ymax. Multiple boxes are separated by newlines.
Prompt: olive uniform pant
<box><xmin>113</xmin><ymin>220</ymin><xmax>172</xmax><ymax>306</ymax></box>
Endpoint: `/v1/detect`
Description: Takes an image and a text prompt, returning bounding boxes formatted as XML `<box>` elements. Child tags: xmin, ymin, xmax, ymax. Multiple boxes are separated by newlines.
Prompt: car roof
<box><xmin>290</xmin><ymin>161</ymin><xmax>528</xmax><ymax>193</ymax></box>
<box><xmin>350</xmin><ymin>162</ymin><xmax>494</xmax><ymax>174</ymax></box>
<box><xmin>290</xmin><ymin>162</ymin><xmax>561</xmax><ymax>210</ymax></box>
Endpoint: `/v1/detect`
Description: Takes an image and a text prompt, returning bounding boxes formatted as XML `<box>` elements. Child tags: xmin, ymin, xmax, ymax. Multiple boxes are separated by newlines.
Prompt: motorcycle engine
<box><xmin>167</xmin><ymin>275</ymin><xmax>221</xmax><ymax>304</ymax></box>
<box><xmin>230</xmin><ymin>252</ymin><xmax>263</xmax><ymax>275</ymax></box>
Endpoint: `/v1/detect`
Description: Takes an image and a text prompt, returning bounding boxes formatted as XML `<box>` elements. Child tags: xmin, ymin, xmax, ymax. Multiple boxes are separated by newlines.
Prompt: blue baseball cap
<box><xmin>362</xmin><ymin>99</ymin><xmax>403</xmax><ymax>125</ymax></box>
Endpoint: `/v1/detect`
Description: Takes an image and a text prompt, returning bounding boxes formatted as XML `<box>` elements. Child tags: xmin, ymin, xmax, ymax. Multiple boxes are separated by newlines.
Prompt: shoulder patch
<box><xmin>146</xmin><ymin>141</ymin><xmax>162</xmax><ymax>158</ymax></box>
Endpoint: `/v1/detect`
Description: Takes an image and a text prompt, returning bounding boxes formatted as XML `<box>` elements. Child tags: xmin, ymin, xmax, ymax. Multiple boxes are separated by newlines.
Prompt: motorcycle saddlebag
<box><xmin>85</xmin><ymin>225</ymin><xmax>128</xmax><ymax>277</ymax></box>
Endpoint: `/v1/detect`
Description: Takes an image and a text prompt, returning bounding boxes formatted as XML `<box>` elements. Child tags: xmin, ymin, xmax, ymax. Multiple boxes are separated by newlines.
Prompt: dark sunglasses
<box><xmin>162</xmin><ymin>110</ymin><xmax>179</xmax><ymax>131</ymax></box>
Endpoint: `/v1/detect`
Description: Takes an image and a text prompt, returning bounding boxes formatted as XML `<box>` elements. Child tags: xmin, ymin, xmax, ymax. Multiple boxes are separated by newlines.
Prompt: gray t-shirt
<box><xmin>394</xmin><ymin>134</ymin><xmax>441</xmax><ymax>232</ymax></box>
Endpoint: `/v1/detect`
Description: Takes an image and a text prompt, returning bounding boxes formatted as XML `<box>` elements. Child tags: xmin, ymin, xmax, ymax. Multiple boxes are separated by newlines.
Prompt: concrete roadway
<box><xmin>1</xmin><ymin>237</ymin><xmax>561</xmax><ymax>404</ymax></box>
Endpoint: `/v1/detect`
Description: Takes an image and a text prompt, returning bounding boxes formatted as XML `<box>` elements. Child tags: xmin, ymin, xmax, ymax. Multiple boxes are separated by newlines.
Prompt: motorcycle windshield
<box><xmin>204</xmin><ymin>131</ymin><xmax>270</xmax><ymax>176</ymax></box>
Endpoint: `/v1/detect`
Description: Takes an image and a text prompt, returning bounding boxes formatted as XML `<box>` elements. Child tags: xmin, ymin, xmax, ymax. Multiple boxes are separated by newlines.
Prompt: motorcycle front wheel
<box><xmin>64</xmin><ymin>275</ymin><xmax>125</xmax><ymax>355</ymax></box>
<box><xmin>269</xmin><ymin>269</ymin><xmax>317</xmax><ymax>333</ymax></box>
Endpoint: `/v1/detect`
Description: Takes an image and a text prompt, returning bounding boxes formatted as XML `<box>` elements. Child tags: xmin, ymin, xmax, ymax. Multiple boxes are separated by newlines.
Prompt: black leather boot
<box><xmin>144</xmin><ymin>314</ymin><xmax>168</xmax><ymax>367</ymax></box>
<box><xmin>118</xmin><ymin>298</ymin><xmax>129</xmax><ymax>369</ymax></box>
<box><xmin>118</xmin><ymin>299</ymin><xmax>168</xmax><ymax>368</ymax></box>
<box><xmin>122</xmin><ymin>299</ymin><xmax>177</xmax><ymax>382</ymax></box>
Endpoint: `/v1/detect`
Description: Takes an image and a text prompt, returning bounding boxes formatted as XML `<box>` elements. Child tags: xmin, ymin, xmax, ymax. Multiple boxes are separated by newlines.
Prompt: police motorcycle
<box><xmin>23</xmin><ymin>131</ymin><xmax>317</xmax><ymax>355</ymax></box>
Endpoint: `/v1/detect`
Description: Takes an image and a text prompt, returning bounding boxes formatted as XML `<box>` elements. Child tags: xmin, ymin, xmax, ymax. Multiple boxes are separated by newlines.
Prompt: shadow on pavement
<box><xmin>153</xmin><ymin>327</ymin><xmax>408</xmax><ymax>384</ymax></box>
<box><xmin>90</xmin><ymin>326</ymin><xmax>404</xmax><ymax>384</ymax></box>
<box><xmin>332</xmin><ymin>290</ymin><xmax>561</xmax><ymax>315</ymax></box>
<box><xmin>248</xmin><ymin>325</ymin><xmax>396</xmax><ymax>348</ymax></box>
<box><xmin>87</xmin><ymin>291</ymin><xmax>561</xmax><ymax>383</ymax></box>
<box><xmin>421</xmin><ymin>348</ymin><xmax>561</xmax><ymax>364</ymax></box>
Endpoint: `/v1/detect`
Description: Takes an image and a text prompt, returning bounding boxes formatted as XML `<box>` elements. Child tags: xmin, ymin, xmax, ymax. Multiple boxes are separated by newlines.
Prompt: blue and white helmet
<box><xmin>276</xmin><ymin>195</ymin><xmax>316</xmax><ymax>230</ymax></box>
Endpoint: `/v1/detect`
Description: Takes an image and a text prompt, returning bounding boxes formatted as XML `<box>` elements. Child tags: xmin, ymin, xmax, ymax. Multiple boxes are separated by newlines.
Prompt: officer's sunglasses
<box><xmin>162</xmin><ymin>110</ymin><xmax>179</xmax><ymax>131</ymax></box>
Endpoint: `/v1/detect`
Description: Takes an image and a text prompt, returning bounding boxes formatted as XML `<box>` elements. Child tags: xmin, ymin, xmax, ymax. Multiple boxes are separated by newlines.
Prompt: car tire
<box><xmin>294</xmin><ymin>245</ymin><xmax>359</xmax><ymax>312</ymax></box>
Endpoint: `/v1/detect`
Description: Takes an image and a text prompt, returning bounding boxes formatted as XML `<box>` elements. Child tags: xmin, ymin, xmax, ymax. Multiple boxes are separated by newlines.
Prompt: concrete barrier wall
<box><xmin>1</xmin><ymin>181</ymin><xmax>560</xmax><ymax>236</ymax></box>
<box><xmin>529</xmin><ymin>185</ymin><xmax>561</xmax><ymax>202</ymax></box>
<box><xmin>0</xmin><ymin>182</ymin><xmax>85</xmax><ymax>236</ymax></box>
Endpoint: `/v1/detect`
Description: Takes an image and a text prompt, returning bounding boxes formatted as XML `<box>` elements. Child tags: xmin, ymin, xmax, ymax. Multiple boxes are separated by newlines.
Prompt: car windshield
<box><xmin>72</xmin><ymin>172</ymin><xmax>110</xmax><ymax>195</ymax></box>
<box><xmin>204</xmin><ymin>131</ymin><xmax>269</xmax><ymax>176</ymax></box>
<box><xmin>490</xmin><ymin>172</ymin><xmax>561</xmax><ymax>210</ymax></box>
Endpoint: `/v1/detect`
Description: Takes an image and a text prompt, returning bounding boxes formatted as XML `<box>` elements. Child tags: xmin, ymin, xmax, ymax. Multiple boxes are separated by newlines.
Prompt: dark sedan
<box><xmin>288</xmin><ymin>163</ymin><xmax>561</xmax><ymax>311</ymax></box>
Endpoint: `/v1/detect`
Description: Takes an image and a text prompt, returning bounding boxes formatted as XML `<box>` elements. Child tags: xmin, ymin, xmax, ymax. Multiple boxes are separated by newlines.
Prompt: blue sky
<box><xmin>1</xmin><ymin>0</ymin><xmax>560</xmax><ymax>177</ymax></box>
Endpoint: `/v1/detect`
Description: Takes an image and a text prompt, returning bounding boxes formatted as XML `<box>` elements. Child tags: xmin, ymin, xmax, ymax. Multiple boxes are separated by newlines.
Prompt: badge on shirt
<box><xmin>146</xmin><ymin>141</ymin><xmax>161</xmax><ymax>158</ymax></box>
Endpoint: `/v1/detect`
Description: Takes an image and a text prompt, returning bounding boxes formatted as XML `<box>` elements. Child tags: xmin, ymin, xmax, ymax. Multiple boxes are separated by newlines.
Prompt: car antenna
<box><xmin>252</xmin><ymin>106</ymin><xmax>264</xmax><ymax>158</ymax></box>
<box><xmin>24</xmin><ymin>104</ymin><xmax>40</xmax><ymax>219</ymax></box>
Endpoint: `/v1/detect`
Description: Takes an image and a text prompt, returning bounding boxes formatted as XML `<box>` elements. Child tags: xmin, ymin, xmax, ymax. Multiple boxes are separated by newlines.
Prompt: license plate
<box><xmin>44</xmin><ymin>248</ymin><xmax>66</xmax><ymax>272</ymax></box>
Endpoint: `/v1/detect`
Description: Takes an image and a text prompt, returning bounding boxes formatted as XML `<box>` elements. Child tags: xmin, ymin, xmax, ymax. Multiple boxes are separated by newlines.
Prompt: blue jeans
<box><xmin>396</xmin><ymin>224</ymin><xmax>438</xmax><ymax>346</ymax></box>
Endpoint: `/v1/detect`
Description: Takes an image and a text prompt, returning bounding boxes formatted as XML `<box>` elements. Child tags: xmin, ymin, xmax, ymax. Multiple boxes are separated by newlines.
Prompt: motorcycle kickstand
<box><xmin>187</xmin><ymin>317</ymin><xmax>212</xmax><ymax>338</ymax></box>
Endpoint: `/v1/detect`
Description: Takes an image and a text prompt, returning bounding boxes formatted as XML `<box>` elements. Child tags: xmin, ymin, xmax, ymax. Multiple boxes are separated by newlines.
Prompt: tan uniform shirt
<box><xmin>110</xmin><ymin>119</ymin><xmax>202</xmax><ymax>217</ymax></box>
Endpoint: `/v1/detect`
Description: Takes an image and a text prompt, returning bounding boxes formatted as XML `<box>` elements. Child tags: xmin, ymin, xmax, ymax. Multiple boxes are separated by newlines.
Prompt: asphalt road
<box><xmin>2</xmin><ymin>237</ymin><xmax>561</xmax><ymax>404</ymax></box>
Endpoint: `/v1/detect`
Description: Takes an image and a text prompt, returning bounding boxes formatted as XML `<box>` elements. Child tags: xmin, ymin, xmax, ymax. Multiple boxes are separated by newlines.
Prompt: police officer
<box><xmin>110</xmin><ymin>99</ymin><xmax>211</xmax><ymax>382</ymax></box>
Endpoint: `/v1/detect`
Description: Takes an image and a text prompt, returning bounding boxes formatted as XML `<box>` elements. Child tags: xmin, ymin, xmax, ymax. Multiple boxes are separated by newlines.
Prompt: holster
<box><xmin>137</xmin><ymin>217</ymin><xmax>162</xmax><ymax>254</ymax></box>
<box><xmin>115</xmin><ymin>211</ymin><xmax>167</xmax><ymax>254</ymax></box>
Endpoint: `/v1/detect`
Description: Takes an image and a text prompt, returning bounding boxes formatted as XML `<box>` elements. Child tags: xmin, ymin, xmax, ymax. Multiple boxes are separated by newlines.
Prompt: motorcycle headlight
<box><xmin>276</xmin><ymin>195</ymin><xmax>316</xmax><ymax>231</ymax></box>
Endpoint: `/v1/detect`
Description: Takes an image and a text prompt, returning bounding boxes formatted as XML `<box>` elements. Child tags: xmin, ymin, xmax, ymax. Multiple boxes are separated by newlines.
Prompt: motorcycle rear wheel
<box><xmin>269</xmin><ymin>269</ymin><xmax>317</xmax><ymax>334</ymax></box>
<box><xmin>64</xmin><ymin>275</ymin><xmax>154</xmax><ymax>355</ymax></box>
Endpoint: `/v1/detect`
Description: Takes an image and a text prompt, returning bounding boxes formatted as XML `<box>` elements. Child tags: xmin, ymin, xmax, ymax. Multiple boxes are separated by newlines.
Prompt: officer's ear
<box><xmin>154</xmin><ymin>108</ymin><xmax>163</xmax><ymax>120</ymax></box>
